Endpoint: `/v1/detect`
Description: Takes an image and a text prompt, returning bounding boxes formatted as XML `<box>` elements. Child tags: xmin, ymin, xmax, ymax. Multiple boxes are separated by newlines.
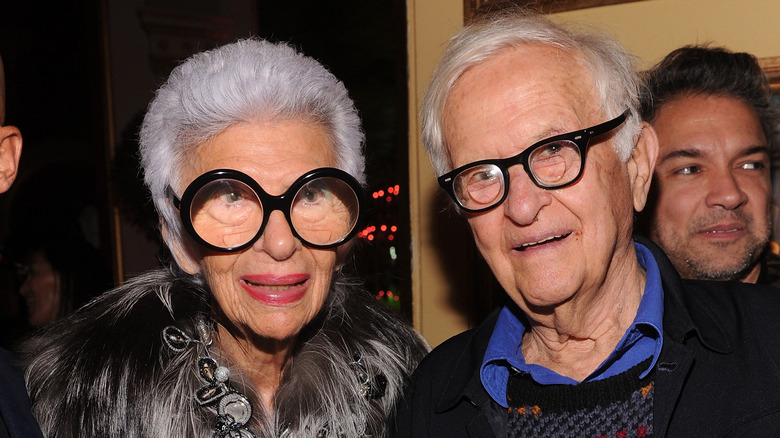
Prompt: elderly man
<box><xmin>391</xmin><ymin>10</ymin><xmax>780</xmax><ymax>437</ymax></box>
<box><xmin>639</xmin><ymin>45</ymin><xmax>780</xmax><ymax>286</ymax></box>
<box><xmin>0</xmin><ymin>54</ymin><xmax>44</xmax><ymax>438</ymax></box>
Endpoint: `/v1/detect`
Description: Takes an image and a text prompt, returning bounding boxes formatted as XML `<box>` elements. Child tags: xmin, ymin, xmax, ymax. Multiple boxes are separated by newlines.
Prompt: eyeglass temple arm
<box><xmin>166</xmin><ymin>185</ymin><xmax>182</xmax><ymax>210</ymax></box>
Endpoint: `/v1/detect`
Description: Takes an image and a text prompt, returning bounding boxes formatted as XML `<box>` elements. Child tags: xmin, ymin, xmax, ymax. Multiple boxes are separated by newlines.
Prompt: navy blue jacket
<box><xmin>0</xmin><ymin>348</ymin><xmax>43</xmax><ymax>438</ymax></box>
<box><xmin>391</xmin><ymin>238</ymin><xmax>780</xmax><ymax>437</ymax></box>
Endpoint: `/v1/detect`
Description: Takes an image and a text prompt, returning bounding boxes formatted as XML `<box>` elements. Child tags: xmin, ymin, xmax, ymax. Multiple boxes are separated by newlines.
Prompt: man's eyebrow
<box><xmin>659</xmin><ymin>148</ymin><xmax>701</xmax><ymax>164</ymax></box>
<box><xmin>741</xmin><ymin>145</ymin><xmax>770</xmax><ymax>157</ymax></box>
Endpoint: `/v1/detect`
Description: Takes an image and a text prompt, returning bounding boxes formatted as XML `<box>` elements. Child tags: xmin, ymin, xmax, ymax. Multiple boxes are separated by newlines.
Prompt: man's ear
<box><xmin>0</xmin><ymin>125</ymin><xmax>22</xmax><ymax>193</ymax></box>
<box><xmin>627</xmin><ymin>122</ymin><xmax>659</xmax><ymax>213</ymax></box>
<box><xmin>161</xmin><ymin>223</ymin><xmax>202</xmax><ymax>274</ymax></box>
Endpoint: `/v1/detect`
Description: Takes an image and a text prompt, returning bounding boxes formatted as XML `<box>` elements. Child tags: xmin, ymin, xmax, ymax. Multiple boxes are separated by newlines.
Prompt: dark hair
<box><xmin>640</xmin><ymin>45</ymin><xmax>776</xmax><ymax>144</ymax></box>
<box><xmin>24</xmin><ymin>231</ymin><xmax>112</xmax><ymax>320</ymax></box>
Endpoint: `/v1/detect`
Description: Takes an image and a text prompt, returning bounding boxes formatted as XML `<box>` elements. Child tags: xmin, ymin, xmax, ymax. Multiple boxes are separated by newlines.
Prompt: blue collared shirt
<box><xmin>480</xmin><ymin>242</ymin><xmax>664</xmax><ymax>408</ymax></box>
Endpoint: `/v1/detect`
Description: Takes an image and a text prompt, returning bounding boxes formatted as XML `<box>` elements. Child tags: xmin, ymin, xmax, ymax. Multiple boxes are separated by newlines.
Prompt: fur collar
<box><xmin>22</xmin><ymin>267</ymin><xmax>428</xmax><ymax>437</ymax></box>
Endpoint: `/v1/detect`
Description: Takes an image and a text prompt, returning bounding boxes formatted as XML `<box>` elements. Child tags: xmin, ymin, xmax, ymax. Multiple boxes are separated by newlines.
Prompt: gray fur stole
<box><xmin>21</xmin><ymin>267</ymin><xmax>428</xmax><ymax>437</ymax></box>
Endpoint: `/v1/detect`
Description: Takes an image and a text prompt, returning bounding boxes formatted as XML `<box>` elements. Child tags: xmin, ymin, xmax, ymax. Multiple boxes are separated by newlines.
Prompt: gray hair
<box><xmin>421</xmin><ymin>9</ymin><xmax>642</xmax><ymax>176</ymax></box>
<box><xmin>139</xmin><ymin>38</ymin><xmax>365</xmax><ymax>255</ymax></box>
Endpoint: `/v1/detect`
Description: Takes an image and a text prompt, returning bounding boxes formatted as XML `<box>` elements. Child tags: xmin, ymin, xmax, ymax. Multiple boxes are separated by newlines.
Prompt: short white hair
<box><xmin>139</xmin><ymin>38</ymin><xmax>365</xmax><ymax>256</ymax></box>
<box><xmin>421</xmin><ymin>10</ymin><xmax>642</xmax><ymax>176</ymax></box>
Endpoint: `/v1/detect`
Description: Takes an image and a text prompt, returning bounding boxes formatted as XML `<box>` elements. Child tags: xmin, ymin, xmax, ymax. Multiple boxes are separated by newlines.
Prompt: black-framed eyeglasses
<box><xmin>438</xmin><ymin>109</ymin><xmax>630</xmax><ymax>213</ymax></box>
<box><xmin>168</xmin><ymin>167</ymin><xmax>365</xmax><ymax>252</ymax></box>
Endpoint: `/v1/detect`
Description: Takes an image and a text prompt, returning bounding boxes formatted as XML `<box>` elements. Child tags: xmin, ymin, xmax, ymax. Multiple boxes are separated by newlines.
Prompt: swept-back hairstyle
<box><xmin>421</xmin><ymin>9</ymin><xmax>642</xmax><ymax>176</ymax></box>
<box><xmin>140</xmin><ymin>38</ymin><xmax>365</xmax><ymax>258</ymax></box>
<box><xmin>640</xmin><ymin>44</ymin><xmax>776</xmax><ymax>145</ymax></box>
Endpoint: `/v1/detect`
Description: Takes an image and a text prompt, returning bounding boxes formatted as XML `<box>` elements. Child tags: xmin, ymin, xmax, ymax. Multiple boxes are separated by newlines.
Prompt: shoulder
<box><xmin>409</xmin><ymin>309</ymin><xmax>498</xmax><ymax>392</ymax></box>
<box><xmin>671</xmin><ymin>279</ymin><xmax>780</xmax><ymax>358</ymax></box>
<box><xmin>20</xmin><ymin>268</ymin><xmax>210</xmax><ymax>437</ymax></box>
<box><xmin>0</xmin><ymin>348</ymin><xmax>44</xmax><ymax>438</ymax></box>
<box><xmin>680</xmin><ymin>279</ymin><xmax>780</xmax><ymax>321</ymax></box>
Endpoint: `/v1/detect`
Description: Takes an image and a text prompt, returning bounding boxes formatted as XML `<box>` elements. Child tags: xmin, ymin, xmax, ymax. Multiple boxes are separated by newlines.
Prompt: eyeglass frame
<box><xmin>437</xmin><ymin>109</ymin><xmax>630</xmax><ymax>213</ymax></box>
<box><xmin>167</xmin><ymin>167</ymin><xmax>366</xmax><ymax>253</ymax></box>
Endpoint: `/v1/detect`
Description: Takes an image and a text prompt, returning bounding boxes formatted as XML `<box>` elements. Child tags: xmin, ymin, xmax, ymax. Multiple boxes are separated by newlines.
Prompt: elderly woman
<box><xmin>21</xmin><ymin>39</ymin><xmax>427</xmax><ymax>437</ymax></box>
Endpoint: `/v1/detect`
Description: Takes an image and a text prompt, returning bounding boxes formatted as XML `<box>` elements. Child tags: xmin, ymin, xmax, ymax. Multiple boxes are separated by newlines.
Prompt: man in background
<box><xmin>0</xmin><ymin>53</ymin><xmax>44</xmax><ymax>438</ymax></box>
<box><xmin>639</xmin><ymin>45</ymin><xmax>780</xmax><ymax>286</ymax></box>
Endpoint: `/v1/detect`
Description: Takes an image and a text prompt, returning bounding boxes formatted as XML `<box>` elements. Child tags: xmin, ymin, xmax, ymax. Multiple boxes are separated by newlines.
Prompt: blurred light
<box><xmin>380</xmin><ymin>225</ymin><xmax>387</xmax><ymax>232</ymax></box>
<box><xmin>386</xmin><ymin>196</ymin><xmax>392</xmax><ymax>202</ymax></box>
<box><xmin>378</xmin><ymin>190</ymin><xmax>385</xmax><ymax>196</ymax></box>
<box><xmin>394</xmin><ymin>185</ymin><xmax>400</xmax><ymax>194</ymax></box>
<box><xmin>390</xmin><ymin>225</ymin><xmax>397</xmax><ymax>232</ymax></box>
<box><xmin>388</xmin><ymin>235</ymin><xmax>394</xmax><ymax>241</ymax></box>
<box><xmin>368</xmin><ymin>234</ymin><xmax>374</xmax><ymax>241</ymax></box>
<box><xmin>389</xmin><ymin>246</ymin><xmax>397</xmax><ymax>260</ymax></box>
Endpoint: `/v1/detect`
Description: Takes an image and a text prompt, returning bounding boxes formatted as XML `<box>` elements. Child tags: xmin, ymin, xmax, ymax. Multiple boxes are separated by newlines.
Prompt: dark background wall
<box><xmin>0</xmin><ymin>0</ymin><xmax>410</xmax><ymax>347</ymax></box>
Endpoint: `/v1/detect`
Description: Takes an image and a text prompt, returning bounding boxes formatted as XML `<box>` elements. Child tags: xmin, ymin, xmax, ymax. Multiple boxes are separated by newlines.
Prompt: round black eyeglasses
<box><xmin>167</xmin><ymin>167</ymin><xmax>365</xmax><ymax>252</ymax></box>
<box><xmin>438</xmin><ymin>110</ymin><xmax>630</xmax><ymax>213</ymax></box>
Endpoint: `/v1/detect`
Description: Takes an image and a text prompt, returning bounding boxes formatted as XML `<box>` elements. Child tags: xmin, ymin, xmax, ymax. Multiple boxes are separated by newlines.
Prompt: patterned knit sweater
<box><xmin>507</xmin><ymin>358</ymin><xmax>654</xmax><ymax>438</ymax></box>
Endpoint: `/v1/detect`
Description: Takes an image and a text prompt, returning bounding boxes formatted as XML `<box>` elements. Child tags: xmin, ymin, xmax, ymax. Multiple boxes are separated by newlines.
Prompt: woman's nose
<box><xmin>254</xmin><ymin>210</ymin><xmax>299</xmax><ymax>260</ymax></box>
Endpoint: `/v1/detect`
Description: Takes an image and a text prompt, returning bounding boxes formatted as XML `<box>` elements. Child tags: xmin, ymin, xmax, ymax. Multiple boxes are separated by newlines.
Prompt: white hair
<box><xmin>421</xmin><ymin>10</ymin><xmax>642</xmax><ymax>176</ymax></box>
<box><xmin>139</xmin><ymin>38</ymin><xmax>365</xmax><ymax>256</ymax></box>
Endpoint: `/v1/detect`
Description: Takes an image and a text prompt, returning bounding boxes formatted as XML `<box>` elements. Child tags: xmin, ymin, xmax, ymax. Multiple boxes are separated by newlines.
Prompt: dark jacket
<box><xmin>0</xmin><ymin>349</ymin><xmax>43</xmax><ymax>438</ymax></box>
<box><xmin>391</xmin><ymin>238</ymin><xmax>780</xmax><ymax>437</ymax></box>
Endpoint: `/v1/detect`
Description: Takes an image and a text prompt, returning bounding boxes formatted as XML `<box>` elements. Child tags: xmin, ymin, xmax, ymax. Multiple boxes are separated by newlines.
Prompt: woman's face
<box><xmin>19</xmin><ymin>250</ymin><xmax>60</xmax><ymax>327</ymax></box>
<box><xmin>180</xmin><ymin>120</ymin><xmax>345</xmax><ymax>342</ymax></box>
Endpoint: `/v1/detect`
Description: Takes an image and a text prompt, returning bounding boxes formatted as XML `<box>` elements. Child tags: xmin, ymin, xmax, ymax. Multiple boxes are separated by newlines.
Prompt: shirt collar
<box><xmin>480</xmin><ymin>241</ymin><xmax>664</xmax><ymax>407</ymax></box>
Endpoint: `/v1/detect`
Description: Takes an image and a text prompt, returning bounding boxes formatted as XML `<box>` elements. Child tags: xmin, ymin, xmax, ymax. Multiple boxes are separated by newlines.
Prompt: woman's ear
<box><xmin>0</xmin><ymin>125</ymin><xmax>22</xmax><ymax>194</ymax></box>
<box><xmin>627</xmin><ymin>122</ymin><xmax>659</xmax><ymax>213</ymax></box>
<box><xmin>161</xmin><ymin>223</ymin><xmax>201</xmax><ymax>274</ymax></box>
<box><xmin>333</xmin><ymin>238</ymin><xmax>357</xmax><ymax>271</ymax></box>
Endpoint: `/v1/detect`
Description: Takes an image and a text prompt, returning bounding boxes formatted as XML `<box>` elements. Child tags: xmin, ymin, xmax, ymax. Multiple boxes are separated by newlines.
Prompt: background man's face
<box><xmin>649</xmin><ymin>94</ymin><xmax>771</xmax><ymax>281</ymax></box>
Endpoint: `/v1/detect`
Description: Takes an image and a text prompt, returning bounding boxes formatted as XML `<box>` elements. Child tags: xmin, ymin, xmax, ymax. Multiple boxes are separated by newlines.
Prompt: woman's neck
<box><xmin>214</xmin><ymin>322</ymin><xmax>296</xmax><ymax>411</ymax></box>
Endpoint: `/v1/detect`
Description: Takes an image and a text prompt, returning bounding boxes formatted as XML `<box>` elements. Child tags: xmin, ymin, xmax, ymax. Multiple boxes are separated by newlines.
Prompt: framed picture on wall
<box><xmin>464</xmin><ymin>0</ymin><xmax>646</xmax><ymax>20</ymax></box>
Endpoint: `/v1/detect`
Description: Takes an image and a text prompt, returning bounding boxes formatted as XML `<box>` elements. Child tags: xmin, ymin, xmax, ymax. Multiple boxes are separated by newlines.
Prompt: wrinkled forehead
<box><xmin>442</xmin><ymin>45</ymin><xmax>601</xmax><ymax>163</ymax></box>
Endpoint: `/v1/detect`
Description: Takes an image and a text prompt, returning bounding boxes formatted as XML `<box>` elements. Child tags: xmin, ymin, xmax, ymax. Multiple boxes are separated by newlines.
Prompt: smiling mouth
<box><xmin>703</xmin><ymin>227</ymin><xmax>740</xmax><ymax>234</ymax></box>
<box><xmin>516</xmin><ymin>233</ymin><xmax>570</xmax><ymax>251</ymax></box>
<box><xmin>242</xmin><ymin>278</ymin><xmax>306</xmax><ymax>290</ymax></box>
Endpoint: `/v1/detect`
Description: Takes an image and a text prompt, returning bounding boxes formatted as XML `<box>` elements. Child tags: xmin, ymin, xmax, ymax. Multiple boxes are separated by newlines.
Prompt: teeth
<box><xmin>243</xmin><ymin>279</ymin><xmax>302</xmax><ymax>290</ymax></box>
<box><xmin>519</xmin><ymin>234</ymin><xmax>564</xmax><ymax>250</ymax></box>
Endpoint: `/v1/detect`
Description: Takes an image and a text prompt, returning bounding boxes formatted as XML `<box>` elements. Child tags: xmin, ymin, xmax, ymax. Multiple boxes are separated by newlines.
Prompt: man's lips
<box><xmin>514</xmin><ymin>232</ymin><xmax>571</xmax><ymax>251</ymax></box>
<box><xmin>697</xmin><ymin>222</ymin><xmax>746</xmax><ymax>238</ymax></box>
<box><xmin>240</xmin><ymin>274</ymin><xmax>309</xmax><ymax>305</ymax></box>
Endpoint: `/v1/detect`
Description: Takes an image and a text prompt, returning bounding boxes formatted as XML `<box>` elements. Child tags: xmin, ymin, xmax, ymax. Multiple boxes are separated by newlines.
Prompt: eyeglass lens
<box><xmin>453</xmin><ymin>139</ymin><xmax>582</xmax><ymax>210</ymax></box>
<box><xmin>188</xmin><ymin>176</ymin><xmax>360</xmax><ymax>249</ymax></box>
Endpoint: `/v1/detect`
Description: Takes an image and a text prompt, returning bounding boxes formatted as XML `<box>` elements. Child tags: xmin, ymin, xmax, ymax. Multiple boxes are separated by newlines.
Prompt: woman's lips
<box><xmin>240</xmin><ymin>274</ymin><xmax>309</xmax><ymax>305</ymax></box>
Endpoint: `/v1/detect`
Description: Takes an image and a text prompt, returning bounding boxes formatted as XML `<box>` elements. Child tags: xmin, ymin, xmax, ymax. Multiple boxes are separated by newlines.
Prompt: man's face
<box><xmin>442</xmin><ymin>45</ymin><xmax>641</xmax><ymax>313</ymax></box>
<box><xmin>649</xmin><ymin>94</ymin><xmax>771</xmax><ymax>282</ymax></box>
